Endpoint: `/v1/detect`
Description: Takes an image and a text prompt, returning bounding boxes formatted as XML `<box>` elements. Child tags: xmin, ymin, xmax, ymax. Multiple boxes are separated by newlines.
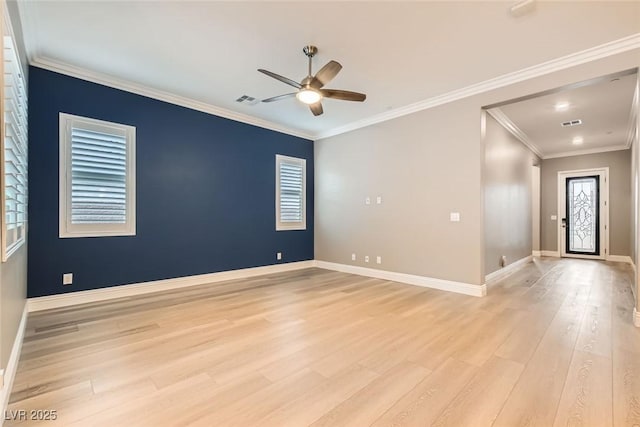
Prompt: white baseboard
<box><xmin>532</xmin><ymin>250</ymin><xmax>542</xmax><ymax>257</ymax></box>
<box><xmin>634</xmin><ymin>307</ymin><xmax>640</xmax><ymax>328</ymax></box>
<box><xmin>607</xmin><ymin>255</ymin><xmax>633</xmax><ymax>264</ymax></box>
<box><xmin>0</xmin><ymin>303</ymin><xmax>28</xmax><ymax>421</ymax></box>
<box><xmin>541</xmin><ymin>250</ymin><xmax>561</xmax><ymax>257</ymax></box>
<box><xmin>28</xmin><ymin>260</ymin><xmax>315</xmax><ymax>312</ymax></box>
<box><xmin>314</xmin><ymin>260</ymin><xmax>486</xmax><ymax>297</ymax></box>
<box><xmin>485</xmin><ymin>255</ymin><xmax>532</xmax><ymax>285</ymax></box>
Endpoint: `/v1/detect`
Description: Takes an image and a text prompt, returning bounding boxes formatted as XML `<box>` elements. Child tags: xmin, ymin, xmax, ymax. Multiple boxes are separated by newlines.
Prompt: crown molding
<box><xmin>317</xmin><ymin>34</ymin><xmax>640</xmax><ymax>140</ymax></box>
<box><xmin>486</xmin><ymin>108</ymin><xmax>543</xmax><ymax>158</ymax></box>
<box><xmin>19</xmin><ymin>9</ymin><xmax>640</xmax><ymax>144</ymax></box>
<box><xmin>30</xmin><ymin>57</ymin><xmax>315</xmax><ymax>141</ymax></box>
<box><xmin>543</xmin><ymin>145</ymin><xmax>630</xmax><ymax>160</ymax></box>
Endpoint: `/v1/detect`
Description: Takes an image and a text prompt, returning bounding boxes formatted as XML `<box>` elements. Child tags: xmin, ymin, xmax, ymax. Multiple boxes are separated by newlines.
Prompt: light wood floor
<box><xmin>7</xmin><ymin>258</ymin><xmax>640</xmax><ymax>426</ymax></box>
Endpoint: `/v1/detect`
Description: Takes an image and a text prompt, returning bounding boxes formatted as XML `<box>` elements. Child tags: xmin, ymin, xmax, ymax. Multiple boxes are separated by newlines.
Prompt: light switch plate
<box><xmin>351</xmin><ymin>253</ymin><xmax>356</xmax><ymax>261</ymax></box>
<box><xmin>376</xmin><ymin>196</ymin><xmax>382</xmax><ymax>204</ymax></box>
<box><xmin>365</xmin><ymin>197</ymin><xmax>371</xmax><ymax>205</ymax></box>
<box><xmin>551</xmin><ymin>215</ymin><xmax>557</xmax><ymax>220</ymax></box>
<box><xmin>450</xmin><ymin>212</ymin><xmax>461</xmax><ymax>222</ymax></box>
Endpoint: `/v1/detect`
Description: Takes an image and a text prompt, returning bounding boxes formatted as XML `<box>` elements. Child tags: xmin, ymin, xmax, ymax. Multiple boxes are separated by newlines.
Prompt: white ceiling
<box><xmin>491</xmin><ymin>71</ymin><xmax>637</xmax><ymax>158</ymax></box>
<box><xmin>17</xmin><ymin>1</ymin><xmax>640</xmax><ymax>139</ymax></box>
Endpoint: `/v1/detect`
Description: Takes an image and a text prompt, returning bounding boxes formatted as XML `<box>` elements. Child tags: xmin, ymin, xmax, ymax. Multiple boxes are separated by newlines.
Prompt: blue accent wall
<box><xmin>28</xmin><ymin>66</ymin><xmax>314</xmax><ymax>298</ymax></box>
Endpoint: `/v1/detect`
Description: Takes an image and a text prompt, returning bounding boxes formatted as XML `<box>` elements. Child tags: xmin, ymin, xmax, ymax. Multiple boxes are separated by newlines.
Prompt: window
<box><xmin>2</xmin><ymin>34</ymin><xmax>28</xmax><ymax>261</ymax></box>
<box><xmin>59</xmin><ymin>113</ymin><xmax>136</xmax><ymax>238</ymax></box>
<box><xmin>276</xmin><ymin>154</ymin><xmax>306</xmax><ymax>231</ymax></box>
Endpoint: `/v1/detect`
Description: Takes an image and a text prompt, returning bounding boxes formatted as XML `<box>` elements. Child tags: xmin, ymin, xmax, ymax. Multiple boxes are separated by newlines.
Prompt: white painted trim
<box><xmin>17</xmin><ymin>32</ymin><xmax>638</xmax><ymax>143</ymax></box>
<box><xmin>607</xmin><ymin>255</ymin><xmax>633</xmax><ymax>264</ymax></box>
<box><xmin>532</xmin><ymin>250</ymin><xmax>542</xmax><ymax>257</ymax></box>
<box><xmin>29</xmin><ymin>57</ymin><xmax>314</xmax><ymax>141</ymax></box>
<box><xmin>486</xmin><ymin>108</ymin><xmax>542</xmax><ymax>158</ymax></box>
<box><xmin>0</xmin><ymin>303</ymin><xmax>28</xmax><ymax>422</ymax></box>
<box><xmin>541</xmin><ymin>250</ymin><xmax>561</xmax><ymax>257</ymax></box>
<box><xmin>314</xmin><ymin>260</ymin><xmax>486</xmax><ymax>297</ymax></box>
<box><xmin>316</xmin><ymin>34</ymin><xmax>640</xmax><ymax>140</ymax></box>
<box><xmin>59</xmin><ymin>113</ymin><xmax>136</xmax><ymax>238</ymax></box>
<box><xmin>28</xmin><ymin>260</ymin><xmax>315</xmax><ymax>312</ymax></box>
<box><xmin>634</xmin><ymin>307</ymin><xmax>640</xmax><ymax>328</ymax></box>
<box><xmin>543</xmin><ymin>146</ymin><xmax>631</xmax><ymax>160</ymax></box>
<box><xmin>485</xmin><ymin>255</ymin><xmax>532</xmax><ymax>285</ymax></box>
<box><xmin>275</xmin><ymin>155</ymin><xmax>306</xmax><ymax>231</ymax></box>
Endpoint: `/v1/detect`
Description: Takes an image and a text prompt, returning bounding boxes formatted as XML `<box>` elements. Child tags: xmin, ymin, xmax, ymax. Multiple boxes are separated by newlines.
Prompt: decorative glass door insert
<box><xmin>566</xmin><ymin>176</ymin><xmax>599</xmax><ymax>255</ymax></box>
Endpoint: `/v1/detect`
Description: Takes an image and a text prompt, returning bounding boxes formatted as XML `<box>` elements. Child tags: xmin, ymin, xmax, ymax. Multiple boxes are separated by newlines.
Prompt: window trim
<box><xmin>59</xmin><ymin>113</ymin><xmax>136</xmax><ymax>238</ymax></box>
<box><xmin>275</xmin><ymin>154</ymin><xmax>306</xmax><ymax>231</ymax></box>
<box><xmin>1</xmin><ymin>24</ymin><xmax>28</xmax><ymax>261</ymax></box>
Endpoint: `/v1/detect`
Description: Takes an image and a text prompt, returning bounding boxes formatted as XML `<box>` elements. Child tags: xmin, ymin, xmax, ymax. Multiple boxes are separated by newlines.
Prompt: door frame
<box><xmin>557</xmin><ymin>167</ymin><xmax>609</xmax><ymax>260</ymax></box>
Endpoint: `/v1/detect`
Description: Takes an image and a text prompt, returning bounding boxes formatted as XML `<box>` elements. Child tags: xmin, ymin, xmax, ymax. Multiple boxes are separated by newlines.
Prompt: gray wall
<box><xmin>540</xmin><ymin>149</ymin><xmax>632</xmax><ymax>256</ymax></box>
<box><xmin>1</xmin><ymin>1</ymin><xmax>28</xmax><ymax>374</ymax></box>
<box><xmin>315</xmin><ymin>97</ymin><xmax>484</xmax><ymax>285</ymax></box>
<box><xmin>315</xmin><ymin>48</ymin><xmax>639</xmax><ymax>288</ymax></box>
<box><xmin>483</xmin><ymin>114</ymin><xmax>539</xmax><ymax>276</ymax></box>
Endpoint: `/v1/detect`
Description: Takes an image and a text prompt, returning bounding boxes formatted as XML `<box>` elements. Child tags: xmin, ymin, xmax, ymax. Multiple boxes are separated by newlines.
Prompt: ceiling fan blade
<box><xmin>309</xmin><ymin>102</ymin><xmax>323</xmax><ymax>116</ymax></box>
<box><xmin>257</xmin><ymin>69</ymin><xmax>302</xmax><ymax>89</ymax></box>
<box><xmin>311</xmin><ymin>60</ymin><xmax>342</xmax><ymax>88</ymax></box>
<box><xmin>321</xmin><ymin>89</ymin><xmax>366</xmax><ymax>102</ymax></box>
<box><xmin>261</xmin><ymin>93</ymin><xmax>297</xmax><ymax>103</ymax></box>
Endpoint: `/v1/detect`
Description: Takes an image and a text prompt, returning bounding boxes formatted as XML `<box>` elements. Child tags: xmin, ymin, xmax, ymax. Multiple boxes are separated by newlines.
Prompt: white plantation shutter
<box><xmin>276</xmin><ymin>155</ymin><xmax>306</xmax><ymax>230</ymax></box>
<box><xmin>60</xmin><ymin>114</ymin><xmax>136</xmax><ymax>237</ymax></box>
<box><xmin>2</xmin><ymin>34</ymin><xmax>28</xmax><ymax>261</ymax></box>
<box><xmin>71</xmin><ymin>128</ymin><xmax>127</xmax><ymax>224</ymax></box>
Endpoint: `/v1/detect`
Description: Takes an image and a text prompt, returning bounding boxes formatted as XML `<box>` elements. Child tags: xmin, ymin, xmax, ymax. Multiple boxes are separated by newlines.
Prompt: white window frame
<box><xmin>276</xmin><ymin>154</ymin><xmax>306</xmax><ymax>231</ymax></box>
<box><xmin>59</xmin><ymin>113</ymin><xmax>136</xmax><ymax>238</ymax></box>
<box><xmin>1</xmin><ymin>17</ymin><xmax>28</xmax><ymax>261</ymax></box>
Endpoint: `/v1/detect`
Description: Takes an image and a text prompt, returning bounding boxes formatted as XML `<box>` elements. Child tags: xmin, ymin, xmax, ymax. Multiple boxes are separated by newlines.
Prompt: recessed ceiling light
<box><xmin>554</xmin><ymin>101</ymin><xmax>570</xmax><ymax>112</ymax></box>
<box><xmin>572</xmin><ymin>136</ymin><xmax>584</xmax><ymax>145</ymax></box>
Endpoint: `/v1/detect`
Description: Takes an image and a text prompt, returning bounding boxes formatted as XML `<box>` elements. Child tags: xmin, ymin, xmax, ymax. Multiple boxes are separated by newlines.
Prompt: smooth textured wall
<box><xmin>315</xmin><ymin>97</ymin><xmax>483</xmax><ymax>285</ymax></box>
<box><xmin>484</xmin><ymin>114</ymin><xmax>539</xmax><ymax>276</ymax></box>
<box><xmin>540</xmin><ymin>149</ymin><xmax>631</xmax><ymax>256</ymax></box>
<box><xmin>532</xmin><ymin>165</ymin><xmax>541</xmax><ymax>252</ymax></box>
<box><xmin>315</xmin><ymin>48</ymin><xmax>639</xmax><ymax>287</ymax></box>
<box><xmin>28</xmin><ymin>67</ymin><xmax>314</xmax><ymax>298</ymax></box>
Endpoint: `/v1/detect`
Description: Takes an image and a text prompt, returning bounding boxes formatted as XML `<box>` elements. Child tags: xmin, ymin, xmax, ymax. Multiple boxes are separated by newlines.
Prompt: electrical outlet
<box><xmin>277</xmin><ymin>252</ymin><xmax>282</xmax><ymax>260</ymax></box>
<box><xmin>63</xmin><ymin>273</ymin><xmax>73</xmax><ymax>285</ymax></box>
<box><xmin>376</xmin><ymin>256</ymin><xmax>382</xmax><ymax>264</ymax></box>
<box><xmin>450</xmin><ymin>212</ymin><xmax>461</xmax><ymax>222</ymax></box>
<box><xmin>376</xmin><ymin>196</ymin><xmax>382</xmax><ymax>204</ymax></box>
<box><xmin>365</xmin><ymin>256</ymin><xmax>369</xmax><ymax>263</ymax></box>
<box><xmin>351</xmin><ymin>253</ymin><xmax>356</xmax><ymax>261</ymax></box>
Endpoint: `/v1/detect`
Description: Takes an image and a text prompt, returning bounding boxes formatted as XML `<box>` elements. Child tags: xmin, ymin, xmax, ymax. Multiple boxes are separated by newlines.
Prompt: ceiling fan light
<box><xmin>296</xmin><ymin>89</ymin><xmax>322</xmax><ymax>105</ymax></box>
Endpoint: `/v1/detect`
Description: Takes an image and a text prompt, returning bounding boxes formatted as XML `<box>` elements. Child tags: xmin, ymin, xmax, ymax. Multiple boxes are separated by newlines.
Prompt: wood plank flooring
<box><xmin>6</xmin><ymin>257</ymin><xmax>639</xmax><ymax>426</ymax></box>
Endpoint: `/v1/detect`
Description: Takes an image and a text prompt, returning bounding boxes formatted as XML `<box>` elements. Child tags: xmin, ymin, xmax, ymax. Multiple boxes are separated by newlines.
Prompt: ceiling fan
<box><xmin>258</xmin><ymin>45</ymin><xmax>366</xmax><ymax>116</ymax></box>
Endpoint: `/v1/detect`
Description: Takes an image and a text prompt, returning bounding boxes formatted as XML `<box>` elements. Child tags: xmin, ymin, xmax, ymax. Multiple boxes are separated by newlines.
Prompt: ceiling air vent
<box><xmin>561</xmin><ymin>119</ymin><xmax>582</xmax><ymax>127</ymax></box>
<box><xmin>235</xmin><ymin>95</ymin><xmax>259</xmax><ymax>106</ymax></box>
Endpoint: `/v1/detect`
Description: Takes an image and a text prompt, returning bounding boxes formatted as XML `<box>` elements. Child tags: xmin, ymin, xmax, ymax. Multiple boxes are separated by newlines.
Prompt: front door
<box><xmin>558</xmin><ymin>168</ymin><xmax>608</xmax><ymax>260</ymax></box>
<box><xmin>565</xmin><ymin>176</ymin><xmax>599</xmax><ymax>256</ymax></box>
